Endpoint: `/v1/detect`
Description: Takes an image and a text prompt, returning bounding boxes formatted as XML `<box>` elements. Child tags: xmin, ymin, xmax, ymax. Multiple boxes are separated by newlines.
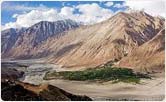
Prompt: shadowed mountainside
<box><xmin>117</xmin><ymin>28</ymin><xmax>165</xmax><ymax>73</ymax></box>
<box><xmin>1</xmin><ymin>80</ymin><xmax>92</xmax><ymax>101</ymax></box>
<box><xmin>2</xmin><ymin>19</ymin><xmax>79</xmax><ymax>58</ymax></box>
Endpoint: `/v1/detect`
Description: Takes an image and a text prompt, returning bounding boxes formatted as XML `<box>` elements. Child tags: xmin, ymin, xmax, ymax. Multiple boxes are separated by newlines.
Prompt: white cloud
<box><xmin>125</xmin><ymin>0</ymin><xmax>165</xmax><ymax>17</ymax></box>
<box><xmin>114</xmin><ymin>3</ymin><xmax>126</xmax><ymax>8</ymax></box>
<box><xmin>76</xmin><ymin>3</ymin><xmax>113</xmax><ymax>24</ymax></box>
<box><xmin>2</xmin><ymin>3</ymin><xmax>113</xmax><ymax>30</ymax></box>
<box><xmin>1</xmin><ymin>22</ymin><xmax>20</xmax><ymax>30</ymax></box>
<box><xmin>60</xmin><ymin>7</ymin><xmax>74</xmax><ymax>16</ymax></box>
<box><xmin>12</xmin><ymin>14</ymin><xmax>18</xmax><ymax>18</ymax></box>
<box><xmin>2</xmin><ymin>9</ymin><xmax>63</xmax><ymax>30</ymax></box>
<box><xmin>2</xmin><ymin>1</ymin><xmax>165</xmax><ymax>30</ymax></box>
<box><xmin>104</xmin><ymin>2</ymin><xmax>114</xmax><ymax>7</ymax></box>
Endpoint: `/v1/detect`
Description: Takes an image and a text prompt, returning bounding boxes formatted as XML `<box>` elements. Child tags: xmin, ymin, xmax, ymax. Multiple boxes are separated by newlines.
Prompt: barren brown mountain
<box><xmin>2</xmin><ymin>11</ymin><xmax>165</xmax><ymax>70</ymax></box>
<box><xmin>117</xmin><ymin>28</ymin><xmax>165</xmax><ymax>72</ymax></box>
<box><xmin>45</xmin><ymin>11</ymin><xmax>164</xmax><ymax>68</ymax></box>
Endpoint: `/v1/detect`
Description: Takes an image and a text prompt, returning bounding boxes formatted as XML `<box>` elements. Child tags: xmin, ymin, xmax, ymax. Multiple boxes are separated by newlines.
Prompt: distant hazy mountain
<box><xmin>2</xmin><ymin>19</ymin><xmax>79</xmax><ymax>58</ymax></box>
<box><xmin>2</xmin><ymin>11</ymin><xmax>165</xmax><ymax>72</ymax></box>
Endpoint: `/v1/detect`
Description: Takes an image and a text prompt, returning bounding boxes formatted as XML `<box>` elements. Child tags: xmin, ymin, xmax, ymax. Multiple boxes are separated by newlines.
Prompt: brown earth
<box><xmin>117</xmin><ymin>28</ymin><xmax>165</xmax><ymax>72</ymax></box>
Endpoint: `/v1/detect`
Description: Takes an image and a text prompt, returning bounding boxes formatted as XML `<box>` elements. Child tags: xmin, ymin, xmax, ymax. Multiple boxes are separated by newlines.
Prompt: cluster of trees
<box><xmin>45</xmin><ymin>65</ymin><xmax>150</xmax><ymax>83</ymax></box>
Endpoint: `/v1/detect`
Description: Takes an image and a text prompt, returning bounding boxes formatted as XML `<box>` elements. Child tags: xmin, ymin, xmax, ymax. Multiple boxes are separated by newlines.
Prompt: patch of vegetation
<box><xmin>44</xmin><ymin>65</ymin><xmax>150</xmax><ymax>84</ymax></box>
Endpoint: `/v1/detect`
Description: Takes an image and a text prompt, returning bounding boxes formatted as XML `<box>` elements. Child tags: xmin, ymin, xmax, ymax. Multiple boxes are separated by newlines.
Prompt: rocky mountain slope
<box><xmin>44</xmin><ymin>11</ymin><xmax>164</xmax><ymax>69</ymax></box>
<box><xmin>1</xmin><ymin>28</ymin><xmax>26</xmax><ymax>54</ymax></box>
<box><xmin>117</xmin><ymin>28</ymin><xmax>165</xmax><ymax>73</ymax></box>
<box><xmin>2</xmin><ymin>11</ymin><xmax>165</xmax><ymax>71</ymax></box>
<box><xmin>1</xmin><ymin>65</ymin><xmax>92</xmax><ymax>101</ymax></box>
<box><xmin>2</xmin><ymin>19</ymin><xmax>79</xmax><ymax>58</ymax></box>
<box><xmin>1</xmin><ymin>80</ymin><xmax>44</xmax><ymax>101</ymax></box>
<box><xmin>1</xmin><ymin>80</ymin><xmax>92</xmax><ymax>101</ymax></box>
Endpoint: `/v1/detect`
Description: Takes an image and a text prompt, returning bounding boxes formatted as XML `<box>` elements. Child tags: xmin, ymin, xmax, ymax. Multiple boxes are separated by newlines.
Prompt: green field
<box><xmin>44</xmin><ymin>65</ymin><xmax>150</xmax><ymax>83</ymax></box>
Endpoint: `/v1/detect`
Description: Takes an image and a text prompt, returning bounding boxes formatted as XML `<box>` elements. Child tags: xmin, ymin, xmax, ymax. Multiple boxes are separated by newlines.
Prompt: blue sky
<box><xmin>1</xmin><ymin>1</ymin><xmax>126</xmax><ymax>24</ymax></box>
<box><xmin>1</xmin><ymin>1</ymin><xmax>165</xmax><ymax>30</ymax></box>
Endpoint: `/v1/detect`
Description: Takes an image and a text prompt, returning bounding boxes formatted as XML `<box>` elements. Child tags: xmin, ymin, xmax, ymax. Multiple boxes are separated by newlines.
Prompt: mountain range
<box><xmin>2</xmin><ymin>19</ymin><xmax>79</xmax><ymax>58</ymax></box>
<box><xmin>1</xmin><ymin>11</ymin><xmax>165</xmax><ymax>72</ymax></box>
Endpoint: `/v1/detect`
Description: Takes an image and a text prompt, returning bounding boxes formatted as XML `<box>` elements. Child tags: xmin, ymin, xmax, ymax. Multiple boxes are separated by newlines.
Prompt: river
<box><xmin>2</xmin><ymin>59</ymin><xmax>67</xmax><ymax>85</ymax></box>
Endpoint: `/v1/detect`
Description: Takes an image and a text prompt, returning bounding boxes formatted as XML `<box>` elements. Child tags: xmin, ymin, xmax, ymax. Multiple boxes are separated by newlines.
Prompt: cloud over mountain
<box><xmin>104</xmin><ymin>2</ymin><xmax>114</xmax><ymax>7</ymax></box>
<box><xmin>2</xmin><ymin>0</ymin><xmax>165</xmax><ymax>30</ymax></box>
<box><xmin>125</xmin><ymin>0</ymin><xmax>165</xmax><ymax>17</ymax></box>
<box><xmin>2</xmin><ymin>3</ymin><xmax>113</xmax><ymax>30</ymax></box>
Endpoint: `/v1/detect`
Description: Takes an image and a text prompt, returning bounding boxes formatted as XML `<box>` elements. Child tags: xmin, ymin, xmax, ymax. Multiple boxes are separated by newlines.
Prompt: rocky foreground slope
<box><xmin>1</xmin><ymin>65</ymin><xmax>92</xmax><ymax>101</ymax></box>
<box><xmin>1</xmin><ymin>80</ymin><xmax>92</xmax><ymax>101</ymax></box>
<box><xmin>2</xmin><ymin>11</ymin><xmax>165</xmax><ymax>72</ymax></box>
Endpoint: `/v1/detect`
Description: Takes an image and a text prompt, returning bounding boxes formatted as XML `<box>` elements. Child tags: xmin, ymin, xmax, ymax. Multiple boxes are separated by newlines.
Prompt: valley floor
<box><xmin>2</xmin><ymin>60</ymin><xmax>165</xmax><ymax>101</ymax></box>
<box><xmin>43</xmin><ymin>74</ymin><xmax>165</xmax><ymax>101</ymax></box>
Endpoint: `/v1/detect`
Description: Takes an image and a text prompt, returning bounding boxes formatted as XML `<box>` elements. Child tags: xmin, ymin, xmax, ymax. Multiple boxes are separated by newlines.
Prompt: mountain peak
<box><xmin>22</xmin><ymin>19</ymin><xmax>80</xmax><ymax>46</ymax></box>
<box><xmin>32</xmin><ymin>19</ymin><xmax>78</xmax><ymax>26</ymax></box>
<box><xmin>113</xmin><ymin>10</ymin><xmax>152</xmax><ymax>20</ymax></box>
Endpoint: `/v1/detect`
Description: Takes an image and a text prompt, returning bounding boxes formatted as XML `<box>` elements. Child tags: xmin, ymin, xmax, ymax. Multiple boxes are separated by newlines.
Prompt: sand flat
<box><xmin>43</xmin><ymin>75</ymin><xmax>165</xmax><ymax>101</ymax></box>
